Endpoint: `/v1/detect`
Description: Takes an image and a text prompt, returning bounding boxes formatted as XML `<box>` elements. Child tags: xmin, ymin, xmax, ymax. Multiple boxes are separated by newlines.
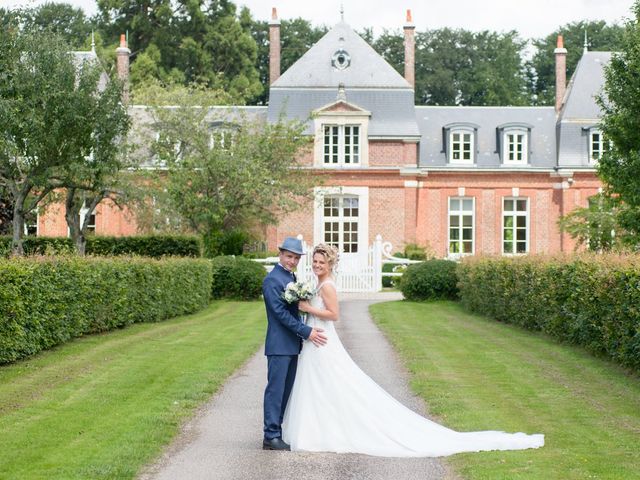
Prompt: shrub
<box><xmin>400</xmin><ymin>259</ymin><xmax>458</xmax><ymax>301</ymax></box>
<box><xmin>0</xmin><ymin>235</ymin><xmax>203</xmax><ymax>257</ymax></box>
<box><xmin>210</xmin><ymin>256</ymin><xmax>266</xmax><ymax>300</ymax></box>
<box><xmin>457</xmin><ymin>255</ymin><xmax>640</xmax><ymax>371</ymax></box>
<box><xmin>0</xmin><ymin>256</ymin><xmax>212</xmax><ymax>364</ymax></box>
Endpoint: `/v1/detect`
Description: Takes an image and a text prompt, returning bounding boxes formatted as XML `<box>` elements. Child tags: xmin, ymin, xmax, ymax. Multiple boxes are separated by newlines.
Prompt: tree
<box><xmin>97</xmin><ymin>0</ymin><xmax>262</xmax><ymax>103</ymax></box>
<box><xmin>60</xmin><ymin>75</ymin><xmax>131</xmax><ymax>255</ymax></box>
<box><xmin>23</xmin><ymin>2</ymin><xmax>94</xmax><ymax>49</ymax></box>
<box><xmin>370</xmin><ymin>28</ymin><xmax>529</xmax><ymax>106</ymax></box>
<box><xmin>558</xmin><ymin>193</ymin><xmax>622</xmax><ymax>252</ymax></box>
<box><xmin>0</xmin><ymin>187</ymin><xmax>12</xmax><ymax>235</ymax></box>
<box><xmin>596</xmin><ymin>2</ymin><xmax>640</xmax><ymax>245</ymax></box>
<box><xmin>0</xmin><ymin>29</ymin><xmax>128</xmax><ymax>255</ymax></box>
<box><xmin>145</xmin><ymin>89</ymin><xmax>314</xmax><ymax>256</ymax></box>
<box><xmin>529</xmin><ymin>20</ymin><xmax>625</xmax><ymax>105</ymax></box>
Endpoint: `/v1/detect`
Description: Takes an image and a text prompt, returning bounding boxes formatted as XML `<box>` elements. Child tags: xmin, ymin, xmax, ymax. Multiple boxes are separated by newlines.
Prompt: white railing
<box><xmin>254</xmin><ymin>234</ymin><xmax>422</xmax><ymax>292</ymax></box>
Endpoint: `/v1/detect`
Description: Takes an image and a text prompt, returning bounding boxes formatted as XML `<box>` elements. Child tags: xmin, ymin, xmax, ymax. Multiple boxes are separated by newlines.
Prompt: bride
<box><xmin>282</xmin><ymin>243</ymin><xmax>544</xmax><ymax>457</ymax></box>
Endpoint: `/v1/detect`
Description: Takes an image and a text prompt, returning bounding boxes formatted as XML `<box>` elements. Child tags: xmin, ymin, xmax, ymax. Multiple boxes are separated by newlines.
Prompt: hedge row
<box><xmin>0</xmin><ymin>256</ymin><xmax>212</xmax><ymax>364</ymax></box>
<box><xmin>0</xmin><ymin>235</ymin><xmax>203</xmax><ymax>258</ymax></box>
<box><xmin>457</xmin><ymin>255</ymin><xmax>640</xmax><ymax>370</ymax></box>
<box><xmin>400</xmin><ymin>259</ymin><xmax>459</xmax><ymax>301</ymax></box>
<box><xmin>211</xmin><ymin>256</ymin><xmax>266</xmax><ymax>300</ymax></box>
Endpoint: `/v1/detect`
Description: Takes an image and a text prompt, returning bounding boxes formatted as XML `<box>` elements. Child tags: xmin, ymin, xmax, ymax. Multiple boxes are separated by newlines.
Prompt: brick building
<box><xmin>37</xmin><ymin>10</ymin><xmax>607</xmax><ymax>259</ymax></box>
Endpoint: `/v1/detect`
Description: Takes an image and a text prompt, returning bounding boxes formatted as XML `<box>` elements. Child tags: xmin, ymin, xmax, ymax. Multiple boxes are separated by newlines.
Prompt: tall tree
<box><xmin>23</xmin><ymin>2</ymin><xmax>94</xmax><ymax>49</ymax></box>
<box><xmin>530</xmin><ymin>20</ymin><xmax>625</xmax><ymax>105</ymax></box>
<box><xmin>372</xmin><ymin>28</ymin><xmax>529</xmax><ymax>106</ymax></box>
<box><xmin>596</xmin><ymin>2</ymin><xmax>640</xmax><ymax>244</ymax></box>
<box><xmin>0</xmin><ymin>187</ymin><xmax>12</xmax><ymax>236</ymax></box>
<box><xmin>98</xmin><ymin>0</ymin><xmax>262</xmax><ymax>103</ymax></box>
<box><xmin>0</xmin><ymin>29</ymin><xmax>128</xmax><ymax>255</ymax></box>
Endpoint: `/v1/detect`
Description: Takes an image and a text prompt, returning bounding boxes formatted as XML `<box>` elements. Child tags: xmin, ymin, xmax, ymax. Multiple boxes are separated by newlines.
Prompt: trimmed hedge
<box><xmin>400</xmin><ymin>259</ymin><xmax>459</xmax><ymax>301</ymax></box>
<box><xmin>0</xmin><ymin>235</ymin><xmax>203</xmax><ymax>257</ymax></box>
<box><xmin>458</xmin><ymin>255</ymin><xmax>640</xmax><ymax>371</ymax></box>
<box><xmin>0</xmin><ymin>256</ymin><xmax>212</xmax><ymax>364</ymax></box>
<box><xmin>211</xmin><ymin>256</ymin><xmax>266</xmax><ymax>300</ymax></box>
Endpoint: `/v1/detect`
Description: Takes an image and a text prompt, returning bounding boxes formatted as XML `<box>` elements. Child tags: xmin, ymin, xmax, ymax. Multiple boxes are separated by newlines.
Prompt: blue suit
<box><xmin>262</xmin><ymin>263</ymin><xmax>312</xmax><ymax>440</ymax></box>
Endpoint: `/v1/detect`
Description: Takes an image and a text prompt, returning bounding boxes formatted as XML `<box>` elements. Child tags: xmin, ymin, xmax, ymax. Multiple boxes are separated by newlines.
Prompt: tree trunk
<box><xmin>11</xmin><ymin>193</ymin><xmax>26</xmax><ymax>256</ymax></box>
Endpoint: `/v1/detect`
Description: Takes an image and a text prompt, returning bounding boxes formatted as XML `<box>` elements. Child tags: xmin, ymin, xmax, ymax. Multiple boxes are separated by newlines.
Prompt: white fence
<box><xmin>255</xmin><ymin>235</ymin><xmax>421</xmax><ymax>293</ymax></box>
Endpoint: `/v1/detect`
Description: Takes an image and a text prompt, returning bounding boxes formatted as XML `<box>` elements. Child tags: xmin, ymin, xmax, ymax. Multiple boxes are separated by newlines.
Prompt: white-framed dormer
<box><xmin>313</xmin><ymin>186</ymin><xmax>369</xmax><ymax>255</ymax></box>
<box><xmin>313</xmin><ymin>88</ymin><xmax>371</xmax><ymax>168</ymax></box>
<box><xmin>587</xmin><ymin>127</ymin><xmax>609</xmax><ymax>164</ymax></box>
<box><xmin>496</xmin><ymin>123</ymin><xmax>533</xmax><ymax>166</ymax></box>
<box><xmin>443</xmin><ymin>123</ymin><xmax>479</xmax><ymax>165</ymax></box>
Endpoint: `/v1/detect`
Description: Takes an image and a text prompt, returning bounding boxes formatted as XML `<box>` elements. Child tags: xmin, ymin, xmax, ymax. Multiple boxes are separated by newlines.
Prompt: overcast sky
<box><xmin>3</xmin><ymin>0</ymin><xmax>636</xmax><ymax>39</ymax></box>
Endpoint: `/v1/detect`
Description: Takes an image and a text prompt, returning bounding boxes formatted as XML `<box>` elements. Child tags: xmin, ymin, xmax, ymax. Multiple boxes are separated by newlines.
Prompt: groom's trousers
<box><xmin>264</xmin><ymin>355</ymin><xmax>298</xmax><ymax>440</ymax></box>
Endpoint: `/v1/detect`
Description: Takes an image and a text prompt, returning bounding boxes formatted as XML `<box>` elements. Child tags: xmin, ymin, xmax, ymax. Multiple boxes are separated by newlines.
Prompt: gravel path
<box><xmin>139</xmin><ymin>293</ymin><xmax>454</xmax><ymax>480</ymax></box>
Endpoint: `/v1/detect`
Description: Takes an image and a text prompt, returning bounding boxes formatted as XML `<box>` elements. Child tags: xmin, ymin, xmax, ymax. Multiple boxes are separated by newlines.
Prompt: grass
<box><xmin>0</xmin><ymin>300</ymin><xmax>265</xmax><ymax>480</ymax></box>
<box><xmin>370</xmin><ymin>301</ymin><xmax>640</xmax><ymax>480</ymax></box>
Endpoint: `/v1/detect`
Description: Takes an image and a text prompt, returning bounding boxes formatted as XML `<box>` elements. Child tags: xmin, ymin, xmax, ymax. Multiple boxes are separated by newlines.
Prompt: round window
<box><xmin>331</xmin><ymin>49</ymin><xmax>351</xmax><ymax>70</ymax></box>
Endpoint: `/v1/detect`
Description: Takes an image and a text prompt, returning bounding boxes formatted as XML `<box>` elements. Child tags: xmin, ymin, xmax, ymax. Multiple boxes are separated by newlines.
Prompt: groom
<box><xmin>262</xmin><ymin>236</ymin><xmax>327</xmax><ymax>451</ymax></box>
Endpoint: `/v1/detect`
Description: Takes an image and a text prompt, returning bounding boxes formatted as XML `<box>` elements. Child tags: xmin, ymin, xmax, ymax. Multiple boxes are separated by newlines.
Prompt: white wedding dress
<box><xmin>282</xmin><ymin>281</ymin><xmax>544</xmax><ymax>457</ymax></box>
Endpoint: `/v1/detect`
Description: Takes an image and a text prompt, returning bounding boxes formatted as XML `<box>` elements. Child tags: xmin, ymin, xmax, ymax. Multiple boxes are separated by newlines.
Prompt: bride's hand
<box><xmin>298</xmin><ymin>300</ymin><xmax>310</xmax><ymax>312</ymax></box>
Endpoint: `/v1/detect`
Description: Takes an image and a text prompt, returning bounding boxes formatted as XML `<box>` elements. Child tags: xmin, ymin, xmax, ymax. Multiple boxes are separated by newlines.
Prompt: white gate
<box><xmin>296</xmin><ymin>235</ymin><xmax>384</xmax><ymax>293</ymax></box>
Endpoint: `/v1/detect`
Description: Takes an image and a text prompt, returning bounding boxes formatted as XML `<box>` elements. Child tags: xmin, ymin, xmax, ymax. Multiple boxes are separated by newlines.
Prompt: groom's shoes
<box><xmin>262</xmin><ymin>437</ymin><xmax>290</xmax><ymax>451</ymax></box>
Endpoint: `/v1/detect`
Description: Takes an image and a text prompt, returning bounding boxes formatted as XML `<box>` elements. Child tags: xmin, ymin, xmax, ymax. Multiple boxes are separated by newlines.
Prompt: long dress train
<box><xmin>282</xmin><ymin>281</ymin><xmax>544</xmax><ymax>457</ymax></box>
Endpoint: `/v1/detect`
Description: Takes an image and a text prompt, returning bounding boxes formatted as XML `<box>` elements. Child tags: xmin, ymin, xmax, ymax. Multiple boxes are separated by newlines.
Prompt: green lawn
<box><xmin>0</xmin><ymin>301</ymin><xmax>265</xmax><ymax>480</ymax></box>
<box><xmin>371</xmin><ymin>301</ymin><xmax>640</xmax><ymax>480</ymax></box>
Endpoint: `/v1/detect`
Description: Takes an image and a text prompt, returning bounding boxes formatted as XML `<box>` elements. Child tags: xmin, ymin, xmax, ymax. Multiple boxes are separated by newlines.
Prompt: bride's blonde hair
<box><xmin>313</xmin><ymin>243</ymin><xmax>340</xmax><ymax>269</ymax></box>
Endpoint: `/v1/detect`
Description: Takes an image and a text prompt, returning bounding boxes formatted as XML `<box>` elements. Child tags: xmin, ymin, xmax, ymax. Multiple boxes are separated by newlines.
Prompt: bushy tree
<box><xmin>143</xmin><ymin>86</ymin><xmax>314</xmax><ymax>256</ymax></box>
<box><xmin>597</xmin><ymin>2</ymin><xmax>640</xmax><ymax>246</ymax></box>
<box><xmin>0</xmin><ymin>28</ymin><xmax>129</xmax><ymax>255</ymax></box>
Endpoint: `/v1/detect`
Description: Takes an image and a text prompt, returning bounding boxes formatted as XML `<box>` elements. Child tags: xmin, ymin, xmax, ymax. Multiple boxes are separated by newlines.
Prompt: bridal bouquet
<box><xmin>283</xmin><ymin>280</ymin><xmax>316</xmax><ymax>304</ymax></box>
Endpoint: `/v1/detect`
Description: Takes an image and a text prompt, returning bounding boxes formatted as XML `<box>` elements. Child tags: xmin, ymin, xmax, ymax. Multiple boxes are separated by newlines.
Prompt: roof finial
<box><xmin>91</xmin><ymin>30</ymin><xmax>95</xmax><ymax>53</ymax></box>
<box><xmin>583</xmin><ymin>27</ymin><xmax>589</xmax><ymax>53</ymax></box>
<box><xmin>340</xmin><ymin>2</ymin><xmax>344</xmax><ymax>21</ymax></box>
<box><xmin>337</xmin><ymin>83</ymin><xmax>346</xmax><ymax>102</ymax></box>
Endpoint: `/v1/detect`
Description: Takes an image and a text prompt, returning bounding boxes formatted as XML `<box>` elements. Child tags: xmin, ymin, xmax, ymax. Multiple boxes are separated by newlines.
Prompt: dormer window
<box><xmin>323</xmin><ymin>125</ymin><xmax>360</xmax><ymax>165</ymax></box>
<box><xmin>589</xmin><ymin>129</ymin><xmax>609</xmax><ymax>162</ymax></box>
<box><xmin>443</xmin><ymin>123</ymin><xmax>478</xmax><ymax>164</ymax></box>
<box><xmin>497</xmin><ymin>123</ymin><xmax>532</xmax><ymax>165</ymax></box>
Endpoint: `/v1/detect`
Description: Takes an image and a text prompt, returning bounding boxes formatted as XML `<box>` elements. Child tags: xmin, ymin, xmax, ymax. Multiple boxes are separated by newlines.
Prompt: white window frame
<box><xmin>589</xmin><ymin>129</ymin><xmax>609</xmax><ymax>163</ymax></box>
<box><xmin>80</xmin><ymin>201</ymin><xmax>96</xmax><ymax>234</ymax></box>
<box><xmin>322</xmin><ymin>124</ymin><xmax>361</xmax><ymax>166</ymax></box>
<box><xmin>24</xmin><ymin>212</ymin><xmax>38</xmax><ymax>236</ymax></box>
<box><xmin>314</xmin><ymin>186</ymin><xmax>369</xmax><ymax>254</ymax></box>
<box><xmin>502</xmin><ymin>197</ymin><xmax>529</xmax><ymax>255</ymax></box>
<box><xmin>449</xmin><ymin>129</ymin><xmax>474</xmax><ymax>164</ymax></box>
<box><xmin>448</xmin><ymin>197</ymin><xmax>475</xmax><ymax>258</ymax></box>
<box><xmin>503</xmin><ymin>128</ymin><xmax>528</xmax><ymax>164</ymax></box>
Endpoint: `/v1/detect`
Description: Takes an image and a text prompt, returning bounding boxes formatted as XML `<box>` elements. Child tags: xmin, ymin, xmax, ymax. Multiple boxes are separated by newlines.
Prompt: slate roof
<box><xmin>268</xmin><ymin>21</ymin><xmax>419</xmax><ymax>138</ymax></box>
<box><xmin>272</xmin><ymin>21</ymin><xmax>411</xmax><ymax>89</ymax></box>
<box><xmin>268</xmin><ymin>88</ymin><xmax>420</xmax><ymax>137</ymax></box>
<box><xmin>71</xmin><ymin>50</ymin><xmax>109</xmax><ymax>91</ymax></box>
<box><xmin>416</xmin><ymin>106</ymin><xmax>557</xmax><ymax>169</ymax></box>
<box><xmin>557</xmin><ymin>51</ymin><xmax>613</xmax><ymax>167</ymax></box>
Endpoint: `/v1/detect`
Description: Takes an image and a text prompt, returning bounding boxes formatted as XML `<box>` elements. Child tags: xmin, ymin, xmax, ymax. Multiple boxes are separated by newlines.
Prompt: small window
<box><xmin>450</xmin><ymin>130</ymin><xmax>474</xmax><ymax>163</ymax></box>
<box><xmin>323</xmin><ymin>195</ymin><xmax>359</xmax><ymax>253</ymax></box>
<box><xmin>590</xmin><ymin>130</ymin><xmax>609</xmax><ymax>162</ymax></box>
<box><xmin>443</xmin><ymin>123</ymin><xmax>478</xmax><ymax>164</ymax></box>
<box><xmin>504</xmin><ymin>130</ymin><xmax>528</xmax><ymax>164</ymax></box>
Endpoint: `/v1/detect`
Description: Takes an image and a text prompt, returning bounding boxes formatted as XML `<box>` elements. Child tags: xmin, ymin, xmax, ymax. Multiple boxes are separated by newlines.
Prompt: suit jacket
<box><xmin>263</xmin><ymin>264</ymin><xmax>313</xmax><ymax>356</ymax></box>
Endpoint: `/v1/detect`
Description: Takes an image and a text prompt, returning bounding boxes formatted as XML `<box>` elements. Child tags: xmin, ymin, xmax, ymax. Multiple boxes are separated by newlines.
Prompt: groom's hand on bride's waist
<box><xmin>308</xmin><ymin>328</ymin><xmax>327</xmax><ymax>347</ymax></box>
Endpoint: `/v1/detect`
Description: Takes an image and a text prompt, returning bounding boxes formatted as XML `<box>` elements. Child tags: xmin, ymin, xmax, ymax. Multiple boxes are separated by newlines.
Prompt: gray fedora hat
<box><xmin>278</xmin><ymin>236</ymin><xmax>305</xmax><ymax>255</ymax></box>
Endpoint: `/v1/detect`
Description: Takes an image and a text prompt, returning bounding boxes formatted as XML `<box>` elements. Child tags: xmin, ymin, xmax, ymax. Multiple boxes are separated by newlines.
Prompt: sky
<box><xmin>2</xmin><ymin>0</ymin><xmax>636</xmax><ymax>39</ymax></box>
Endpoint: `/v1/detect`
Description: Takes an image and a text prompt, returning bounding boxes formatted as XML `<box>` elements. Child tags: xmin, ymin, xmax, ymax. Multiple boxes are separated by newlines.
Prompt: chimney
<box><xmin>403</xmin><ymin>9</ymin><xmax>416</xmax><ymax>88</ymax></box>
<box><xmin>116</xmin><ymin>34</ymin><xmax>130</xmax><ymax>103</ymax></box>
<box><xmin>554</xmin><ymin>35</ymin><xmax>567</xmax><ymax>113</ymax></box>
<box><xmin>269</xmin><ymin>8</ymin><xmax>281</xmax><ymax>85</ymax></box>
